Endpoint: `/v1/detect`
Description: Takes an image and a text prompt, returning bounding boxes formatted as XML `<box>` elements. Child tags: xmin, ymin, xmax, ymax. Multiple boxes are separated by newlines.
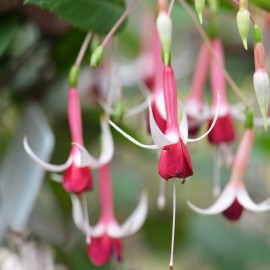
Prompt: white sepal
<box><xmin>187</xmin><ymin>185</ymin><xmax>236</xmax><ymax>215</ymax></box>
<box><xmin>179</xmin><ymin>109</ymin><xmax>188</xmax><ymax>144</ymax></box>
<box><xmin>181</xmin><ymin>92</ymin><xmax>220</xmax><ymax>142</ymax></box>
<box><xmin>109</xmin><ymin>120</ymin><xmax>159</xmax><ymax>149</ymax></box>
<box><xmin>23</xmin><ymin>137</ymin><xmax>73</xmax><ymax>172</ymax></box>
<box><xmin>108</xmin><ymin>192</ymin><xmax>148</xmax><ymax>238</ymax></box>
<box><xmin>149</xmin><ymin>99</ymin><xmax>178</xmax><ymax>147</ymax></box>
<box><xmin>237</xmin><ymin>185</ymin><xmax>270</xmax><ymax>212</ymax></box>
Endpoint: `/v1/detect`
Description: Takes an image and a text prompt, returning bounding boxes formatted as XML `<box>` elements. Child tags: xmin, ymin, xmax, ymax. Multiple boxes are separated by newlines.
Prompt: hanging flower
<box><xmin>71</xmin><ymin>163</ymin><xmax>148</xmax><ymax>266</ymax></box>
<box><xmin>188</xmin><ymin>113</ymin><xmax>270</xmax><ymax>221</ymax></box>
<box><xmin>24</xmin><ymin>88</ymin><xmax>114</xmax><ymax>194</ymax></box>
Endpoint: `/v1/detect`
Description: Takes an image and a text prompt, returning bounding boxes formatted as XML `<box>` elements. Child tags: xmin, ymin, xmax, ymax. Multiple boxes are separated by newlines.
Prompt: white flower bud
<box><xmin>253</xmin><ymin>70</ymin><xmax>270</xmax><ymax>130</ymax></box>
<box><xmin>195</xmin><ymin>0</ymin><xmax>205</xmax><ymax>24</ymax></box>
<box><xmin>237</xmin><ymin>8</ymin><xmax>250</xmax><ymax>50</ymax></box>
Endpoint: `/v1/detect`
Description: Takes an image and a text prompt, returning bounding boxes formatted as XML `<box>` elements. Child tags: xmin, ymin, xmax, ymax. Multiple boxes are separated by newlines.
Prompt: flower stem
<box><xmin>75</xmin><ymin>32</ymin><xmax>92</xmax><ymax>67</ymax></box>
<box><xmin>102</xmin><ymin>0</ymin><xmax>138</xmax><ymax>48</ymax></box>
<box><xmin>169</xmin><ymin>179</ymin><xmax>176</xmax><ymax>270</ymax></box>
<box><xmin>178</xmin><ymin>0</ymin><xmax>252</xmax><ymax>111</ymax></box>
<box><xmin>169</xmin><ymin>0</ymin><xmax>176</xmax><ymax>15</ymax></box>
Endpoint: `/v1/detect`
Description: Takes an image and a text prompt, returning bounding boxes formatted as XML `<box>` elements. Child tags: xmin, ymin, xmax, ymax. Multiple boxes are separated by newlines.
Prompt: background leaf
<box><xmin>24</xmin><ymin>0</ymin><xmax>126</xmax><ymax>33</ymax></box>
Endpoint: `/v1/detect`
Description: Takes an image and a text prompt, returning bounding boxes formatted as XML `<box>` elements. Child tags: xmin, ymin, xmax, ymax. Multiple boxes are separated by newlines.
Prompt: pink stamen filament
<box><xmin>102</xmin><ymin>0</ymin><xmax>138</xmax><ymax>48</ymax></box>
<box><xmin>168</xmin><ymin>0</ymin><xmax>175</xmax><ymax>15</ymax></box>
<box><xmin>98</xmin><ymin>164</ymin><xmax>115</xmax><ymax>220</ymax></box>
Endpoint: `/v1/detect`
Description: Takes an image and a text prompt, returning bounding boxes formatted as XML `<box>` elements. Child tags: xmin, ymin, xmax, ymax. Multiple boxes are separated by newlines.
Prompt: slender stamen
<box><xmin>169</xmin><ymin>179</ymin><xmax>176</xmax><ymax>270</ymax></box>
<box><xmin>102</xmin><ymin>0</ymin><xmax>138</xmax><ymax>47</ymax></box>
<box><xmin>75</xmin><ymin>32</ymin><xmax>93</xmax><ymax>67</ymax></box>
<box><xmin>213</xmin><ymin>147</ymin><xmax>221</xmax><ymax>197</ymax></box>
<box><xmin>82</xmin><ymin>194</ymin><xmax>91</xmax><ymax>244</ymax></box>
<box><xmin>177</xmin><ymin>0</ymin><xmax>252</xmax><ymax>111</ymax></box>
<box><xmin>157</xmin><ymin>178</ymin><xmax>166</xmax><ymax>210</ymax></box>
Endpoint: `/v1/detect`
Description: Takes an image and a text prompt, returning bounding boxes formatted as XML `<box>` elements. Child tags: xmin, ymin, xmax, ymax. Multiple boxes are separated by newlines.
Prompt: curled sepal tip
<box><xmin>23</xmin><ymin>137</ymin><xmax>73</xmax><ymax>172</ymax></box>
<box><xmin>90</xmin><ymin>45</ymin><xmax>104</xmax><ymax>68</ymax></box>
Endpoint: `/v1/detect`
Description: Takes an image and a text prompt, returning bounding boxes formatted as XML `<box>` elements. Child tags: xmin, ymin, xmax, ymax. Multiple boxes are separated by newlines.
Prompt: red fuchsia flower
<box><xmin>188</xmin><ymin>113</ymin><xmax>270</xmax><ymax>221</ymax></box>
<box><xmin>71</xmin><ymin>163</ymin><xmax>147</xmax><ymax>266</ymax></box>
<box><xmin>24</xmin><ymin>88</ymin><xmax>114</xmax><ymax>194</ymax></box>
<box><xmin>207</xmin><ymin>39</ymin><xmax>236</xmax><ymax>145</ymax></box>
<box><xmin>185</xmin><ymin>41</ymin><xmax>211</xmax><ymax>137</ymax></box>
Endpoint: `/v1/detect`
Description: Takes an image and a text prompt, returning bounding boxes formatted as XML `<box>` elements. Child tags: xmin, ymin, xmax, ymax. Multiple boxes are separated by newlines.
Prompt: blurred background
<box><xmin>1</xmin><ymin>0</ymin><xmax>270</xmax><ymax>269</ymax></box>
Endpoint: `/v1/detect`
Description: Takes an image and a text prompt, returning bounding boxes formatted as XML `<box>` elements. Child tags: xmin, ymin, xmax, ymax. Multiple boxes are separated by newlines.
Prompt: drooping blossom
<box><xmin>185</xmin><ymin>41</ymin><xmax>211</xmax><ymax>137</ymax></box>
<box><xmin>188</xmin><ymin>113</ymin><xmax>270</xmax><ymax>221</ymax></box>
<box><xmin>207</xmin><ymin>39</ymin><xmax>236</xmax><ymax>145</ymax></box>
<box><xmin>24</xmin><ymin>88</ymin><xmax>114</xmax><ymax>194</ymax></box>
<box><xmin>71</xmin><ymin>163</ymin><xmax>148</xmax><ymax>266</ymax></box>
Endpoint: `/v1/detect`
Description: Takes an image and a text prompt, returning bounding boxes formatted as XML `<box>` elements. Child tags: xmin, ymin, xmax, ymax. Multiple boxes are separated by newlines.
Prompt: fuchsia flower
<box><xmin>188</xmin><ymin>115</ymin><xmax>270</xmax><ymax>221</ymax></box>
<box><xmin>185</xmin><ymin>41</ymin><xmax>211</xmax><ymax>137</ymax></box>
<box><xmin>24</xmin><ymin>88</ymin><xmax>114</xmax><ymax>194</ymax></box>
<box><xmin>71</xmin><ymin>163</ymin><xmax>147</xmax><ymax>266</ymax></box>
<box><xmin>207</xmin><ymin>39</ymin><xmax>236</xmax><ymax>145</ymax></box>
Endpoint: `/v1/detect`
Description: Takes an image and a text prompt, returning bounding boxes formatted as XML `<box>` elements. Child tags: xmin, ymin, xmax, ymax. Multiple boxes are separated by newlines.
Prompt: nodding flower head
<box><xmin>24</xmin><ymin>88</ymin><xmax>114</xmax><ymax>194</ymax></box>
<box><xmin>188</xmin><ymin>114</ymin><xmax>270</xmax><ymax>221</ymax></box>
<box><xmin>71</xmin><ymin>164</ymin><xmax>148</xmax><ymax>266</ymax></box>
<box><xmin>186</xmin><ymin>41</ymin><xmax>211</xmax><ymax>137</ymax></box>
<box><xmin>207</xmin><ymin>39</ymin><xmax>236</xmax><ymax>145</ymax></box>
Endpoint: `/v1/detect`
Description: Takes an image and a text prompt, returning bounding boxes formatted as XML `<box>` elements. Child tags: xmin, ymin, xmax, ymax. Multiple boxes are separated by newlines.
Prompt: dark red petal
<box><xmin>207</xmin><ymin>114</ymin><xmax>236</xmax><ymax>144</ymax></box>
<box><xmin>87</xmin><ymin>235</ymin><xmax>112</xmax><ymax>266</ymax></box>
<box><xmin>87</xmin><ymin>235</ymin><xmax>123</xmax><ymax>266</ymax></box>
<box><xmin>187</xmin><ymin>115</ymin><xmax>202</xmax><ymax>137</ymax></box>
<box><xmin>222</xmin><ymin>199</ymin><xmax>244</xmax><ymax>221</ymax></box>
<box><xmin>63</xmin><ymin>164</ymin><xmax>93</xmax><ymax>194</ymax></box>
<box><xmin>158</xmin><ymin>139</ymin><xmax>193</xmax><ymax>180</ymax></box>
<box><xmin>146</xmin><ymin>102</ymin><xmax>167</xmax><ymax>134</ymax></box>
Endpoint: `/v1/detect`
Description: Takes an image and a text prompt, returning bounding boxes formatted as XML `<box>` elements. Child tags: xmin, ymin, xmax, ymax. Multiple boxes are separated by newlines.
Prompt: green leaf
<box><xmin>0</xmin><ymin>17</ymin><xmax>19</xmax><ymax>57</ymax></box>
<box><xmin>249</xmin><ymin>0</ymin><xmax>270</xmax><ymax>10</ymax></box>
<box><xmin>24</xmin><ymin>0</ymin><xmax>126</xmax><ymax>33</ymax></box>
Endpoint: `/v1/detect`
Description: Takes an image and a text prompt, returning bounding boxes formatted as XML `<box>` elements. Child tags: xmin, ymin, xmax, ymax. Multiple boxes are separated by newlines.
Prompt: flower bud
<box><xmin>253</xmin><ymin>71</ymin><xmax>269</xmax><ymax>130</ymax></box>
<box><xmin>156</xmin><ymin>12</ymin><xmax>172</xmax><ymax>66</ymax></box>
<box><xmin>90</xmin><ymin>45</ymin><xmax>104</xmax><ymax>68</ymax></box>
<box><xmin>253</xmin><ymin>43</ymin><xmax>269</xmax><ymax>130</ymax></box>
<box><xmin>195</xmin><ymin>0</ymin><xmax>205</xmax><ymax>24</ymax></box>
<box><xmin>237</xmin><ymin>8</ymin><xmax>250</xmax><ymax>50</ymax></box>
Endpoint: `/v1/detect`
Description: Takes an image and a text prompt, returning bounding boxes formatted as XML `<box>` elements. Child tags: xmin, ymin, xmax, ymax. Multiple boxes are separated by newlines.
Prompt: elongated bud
<box><xmin>69</xmin><ymin>65</ymin><xmax>80</xmax><ymax>87</ymax></box>
<box><xmin>237</xmin><ymin>7</ymin><xmax>250</xmax><ymax>50</ymax></box>
<box><xmin>112</xmin><ymin>99</ymin><xmax>126</xmax><ymax>123</ymax></box>
<box><xmin>156</xmin><ymin>12</ymin><xmax>172</xmax><ymax>66</ymax></box>
<box><xmin>90</xmin><ymin>45</ymin><xmax>104</xmax><ymax>68</ymax></box>
<box><xmin>195</xmin><ymin>0</ymin><xmax>205</xmax><ymax>24</ymax></box>
<box><xmin>253</xmin><ymin>43</ymin><xmax>269</xmax><ymax>130</ymax></box>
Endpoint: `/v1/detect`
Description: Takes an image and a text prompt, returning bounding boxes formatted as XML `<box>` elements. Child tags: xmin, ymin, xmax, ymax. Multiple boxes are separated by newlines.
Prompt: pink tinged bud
<box><xmin>222</xmin><ymin>199</ymin><xmax>244</xmax><ymax>221</ymax></box>
<box><xmin>88</xmin><ymin>235</ymin><xmax>122</xmax><ymax>266</ymax></box>
<box><xmin>158</xmin><ymin>139</ymin><xmax>193</xmax><ymax>180</ymax></box>
<box><xmin>253</xmin><ymin>44</ymin><xmax>270</xmax><ymax>130</ymax></box>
